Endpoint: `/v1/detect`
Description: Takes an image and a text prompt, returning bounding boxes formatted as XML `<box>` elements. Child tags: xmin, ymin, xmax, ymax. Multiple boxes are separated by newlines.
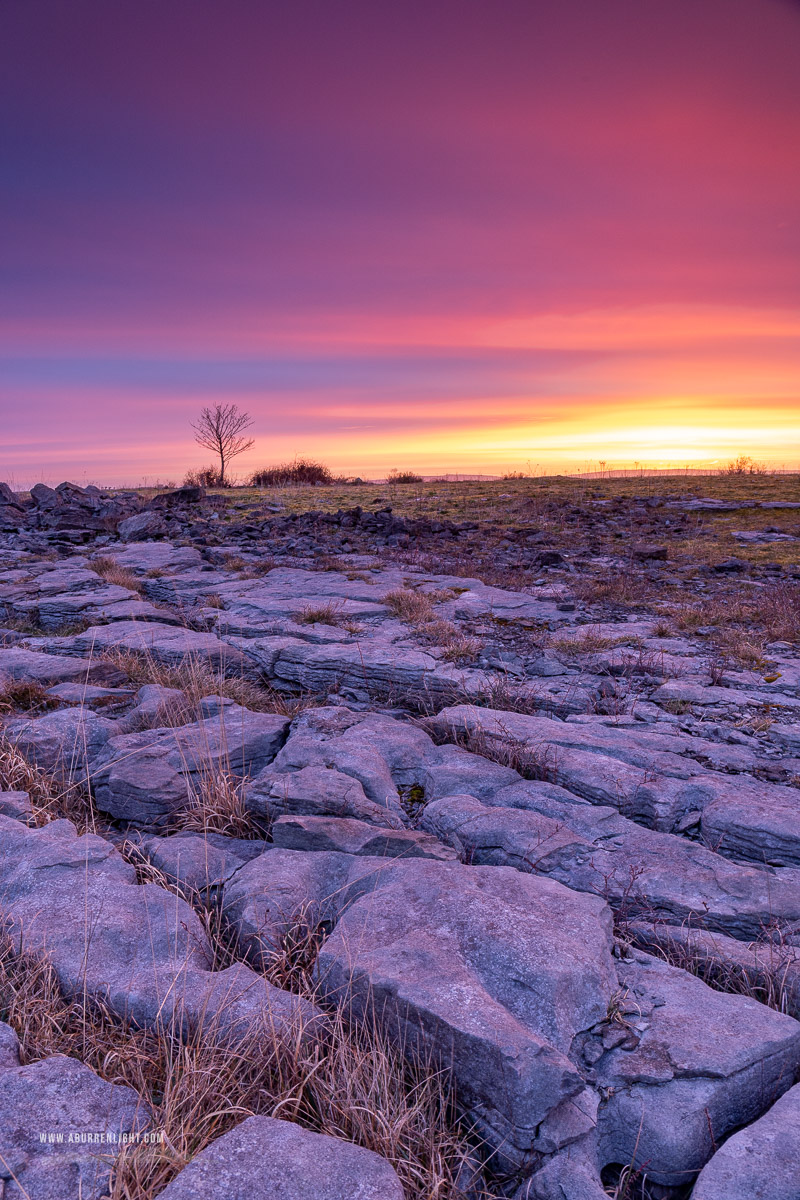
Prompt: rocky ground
<box><xmin>0</xmin><ymin>475</ymin><xmax>799</xmax><ymax>1199</ymax></box>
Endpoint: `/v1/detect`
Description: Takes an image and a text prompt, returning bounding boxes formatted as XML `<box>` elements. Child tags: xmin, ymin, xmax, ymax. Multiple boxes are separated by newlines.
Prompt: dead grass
<box><xmin>384</xmin><ymin>588</ymin><xmax>436</xmax><ymax>624</ymax></box>
<box><xmin>298</xmin><ymin>600</ymin><xmax>344</xmax><ymax>625</ymax></box>
<box><xmin>0</xmin><ymin>615</ymin><xmax>41</xmax><ymax>636</ymax></box>
<box><xmin>622</xmin><ymin>922</ymin><xmax>798</xmax><ymax>1016</ymax></box>
<box><xmin>438</xmin><ymin>632</ymin><xmax>483</xmax><ymax>664</ymax></box>
<box><xmin>383</xmin><ymin>590</ymin><xmax>481</xmax><ymax>662</ymax></box>
<box><xmin>173</xmin><ymin>763</ymin><xmax>256</xmax><ymax>839</ymax></box>
<box><xmin>664</xmin><ymin>581</ymin><xmax>800</xmax><ymax>664</ymax></box>
<box><xmin>0</xmin><ymin>678</ymin><xmax>59</xmax><ymax>714</ymax></box>
<box><xmin>713</xmin><ymin>628</ymin><xmax>767</xmax><ymax>669</ymax></box>
<box><xmin>572</xmin><ymin>571</ymin><xmax>653</xmax><ymax>608</ymax></box>
<box><xmin>222</xmin><ymin>554</ymin><xmax>247</xmax><ymax>572</ymax></box>
<box><xmin>1</xmin><ymin>614</ymin><xmax>94</xmax><ymax>638</ymax></box>
<box><xmin>0</xmin><ymin>732</ymin><xmax>99</xmax><ymax>832</ymax></box>
<box><xmin>92</xmin><ymin>556</ymin><xmax>143</xmax><ymax>593</ymax></box>
<box><xmin>257</xmin><ymin>902</ymin><xmax>330</xmax><ymax>995</ymax></box>
<box><xmin>548</xmin><ymin>629</ymin><xmax>633</xmax><ymax>655</ymax></box>
<box><xmin>144</xmin><ymin>471</ymin><xmax>800</xmax><ymax>529</ymax></box>
<box><xmin>423</xmin><ymin>718</ymin><xmax>558</xmax><ymax>783</ymax></box>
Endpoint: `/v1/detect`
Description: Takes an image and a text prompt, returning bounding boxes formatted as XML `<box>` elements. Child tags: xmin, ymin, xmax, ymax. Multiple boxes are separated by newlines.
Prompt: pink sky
<box><xmin>2</xmin><ymin>0</ymin><xmax>799</xmax><ymax>484</ymax></box>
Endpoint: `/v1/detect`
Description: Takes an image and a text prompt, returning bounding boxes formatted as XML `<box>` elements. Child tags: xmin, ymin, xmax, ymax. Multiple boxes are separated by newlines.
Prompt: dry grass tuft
<box><xmin>174</xmin><ymin>764</ymin><xmax>256</xmax><ymax>840</ymax></box>
<box><xmin>572</xmin><ymin>571</ymin><xmax>653</xmax><ymax>608</ymax></box>
<box><xmin>298</xmin><ymin>600</ymin><xmax>344</xmax><ymax>626</ymax></box>
<box><xmin>222</xmin><ymin>554</ymin><xmax>247</xmax><ymax>572</ymax></box>
<box><xmin>548</xmin><ymin>629</ymin><xmax>633</xmax><ymax>655</ymax></box>
<box><xmin>258</xmin><ymin>903</ymin><xmax>330</xmax><ymax>995</ymax></box>
<box><xmin>92</xmin><ymin>556</ymin><xmax>143</xmax><ymax>593</ymax></box>
<box><xmin>0</xmin><ymin>732</ymin><xmax>99</xmax><ymax>832</ymax></box>
<box><xmin>438</xmin><ymin>632</ymin><xmax>483</xmax><ymax>664</ymax></box>
<box><xmin>665</xmin><ymin>581</ymin><xmax>799</xmax><ymax>665</ymax></box>
<box><xmin>622</xmin><ymin>922</ymin><xmax>798</xmax><ymax>1016</ymax></box>
<box><xmin>424</xmin><ymin>718</ymin><xmax>558</xmax><ymax>783</ymax></box>
<box><xmin>383</xmin><ymin>590</ymin><xmax>481</xmax><ymax>662</ymax></box>
<box><xmin>0</xmin><ymin>678</ymin><xmax>59</xmax><ymax>714</ymax></box>
<box><xmin>384</xmin><ymin>588</ymin><xmax>436</xmax><ymax>624</ymax></box>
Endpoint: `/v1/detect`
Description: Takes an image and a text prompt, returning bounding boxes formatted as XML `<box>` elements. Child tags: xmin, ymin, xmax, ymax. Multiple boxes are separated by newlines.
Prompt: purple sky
<box><xmin>2</xmin><ymin>0</ymin><xmax>800</xmax><ymax>484</ymax></box>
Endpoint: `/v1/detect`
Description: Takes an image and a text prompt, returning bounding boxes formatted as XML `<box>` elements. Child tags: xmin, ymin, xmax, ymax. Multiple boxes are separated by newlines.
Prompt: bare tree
<box><xmin>191</xmin><ymin>403</ymin><xmax>254</xmax><ymax>486</ymax></box>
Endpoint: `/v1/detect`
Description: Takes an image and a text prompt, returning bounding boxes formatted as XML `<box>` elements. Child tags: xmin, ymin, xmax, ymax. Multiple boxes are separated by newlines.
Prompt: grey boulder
<box><xmin>156</xmin><ymin>1115</ymin><xmax>405</xmax><ymax>1200</ymax></box>
<box><xmin>3</xmin><ymin>708</ymin><xmax>116</xmax><ymax>782</ymax></box>
<box><xmin>224</xmin><ymin>848</ymin><xmax>618</xmax><ymax>1169</ymax></box>
<box><xmin>92</xmin><ymin>705</ymin><xmax>290</xmax><ymax>825</ymax></box>
<box><xmin>0</xmin><ymin>816</ymin><xmax>318</xmax><ymax>1047</ymax></box>
<box><xmin>593</xmin><ymin>952</ymin><xmax>800</xmax><ymax>1186</ymax></box>
<box><xmin>0</xmin><ymin>1039</ymin><xmax>147</xmax><ymax>1200</ymax></box>
<box><xmin>248</xmin><ymin>764</ymin><xmax>405</xmax><ymax>829</ymax></box>
<box><xmin>271</xmin><ymin>813</ymin><xmax>457</xmax><ymax>859</ymax></box>
<box><xmin>691</xmin><ymin>1082</ymin><xmax>800</xmax><ymax>1199</ymax></box>
<box><xmin>117</xmin><ymin>511</ymin><xmax>168</xmax><ymax>541</ymax></box>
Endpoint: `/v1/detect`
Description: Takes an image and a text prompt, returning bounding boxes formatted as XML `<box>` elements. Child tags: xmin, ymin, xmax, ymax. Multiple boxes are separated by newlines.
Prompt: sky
<box><xmin>2</xmin><ymin>0</ymin><xmax>799</xmax><ymax>485</ymax></box>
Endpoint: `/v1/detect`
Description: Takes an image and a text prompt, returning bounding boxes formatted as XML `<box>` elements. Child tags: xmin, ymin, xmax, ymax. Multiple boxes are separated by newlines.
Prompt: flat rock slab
<box><xmin>0</xmin><ymin>646</ymin><xmax>126</xmax><ymax>687</ymax></box>
<box><xmin>0</xmin><ymin>791</ymin><xmax>34</xmax><ymax>822</ymax></box>
<box><xmin>268</xmin><ymin>636</ymin><xmax>493</xmax><ymax>702</ymax></box>
<box><xmin>32</xmin><ymin>620</ymin><xmax>259</xmax><ymax>678</ymax></box>
<box><xmin>272</xmin><ymin>813</ymin><xmax>457</xmax><ymax>859</ymax></box>
<box><xmin>0</xmin><ymin>816</ymin><xmax>317</xmax><ymax>1047</ymax></box>
<box><xmin>247</xmin><ymin>706</ymin><xmax>518</xmax><ymax>830</ymax></box>
<box><xmin>595</xmin><ymin>952</ymin><xmax>800</xmax><ymax>1186</ymax></box>
<box><xmin>92</xmin><ymin>705</ymin><xmax>290</xmax><ymax>825</ymax></box>
<box><xmin>137</xmin><ymin>830</ymin><xmax>266</xmax><ymax>895</ymax></box>
<box><xmin>248</xmin><ymin>762</ymin><xmax>405</xmax><ymax>828</ymax></box>
<box><xmin>429</xmin><ymin>705</ymin><xmax>800</xmax><ymax>865</ymax></box>
<box><xmin>224</xmin><ymin>848</ymin><xmax>617</xmax><ymax>1168</ymax></box>
<box><xmin>98</xmin><ymin>544</ymin><xmax>204</xmax><ymax>573</ymax></box>
<box><xmin>157</xmin><ymin>1115</ymin><xmax>405</xmax><ymax>1200</ymax></box>
<box><xmin>46</xmin><ymin>681</ymin><xmax>137</xmax><ymax>707</ymax></box>
<box><xmin>0</xmin><ymin>1042</ymin><xmax>148</xmax><ymax>1200</ymax></box>
<box><xmin>691</xmin><ymin>1081</ymin><xmax>800</xmax><ymax>1199</ymax></box>
<box><xmin>421</xmin><ymin>787</ymin><xmax>800</xmax><ymax>941</ymax></box>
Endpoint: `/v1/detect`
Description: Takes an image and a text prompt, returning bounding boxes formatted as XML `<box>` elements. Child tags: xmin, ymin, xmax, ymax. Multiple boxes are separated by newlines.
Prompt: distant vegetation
<box><xmin>249</xmin><ymin>458</ymin><xmax>336</xmax><ymax>486</ymax></box>
<box><xmin>183</xmin><ymin>465</ymin><xmax>229</xmax><ymax>488</ymax></box>
<box><xmin>386</xmin><ymin>469</ymin><xmax>423</xmax><ymax>484</ymax></box>
<box><xmin>724</xmin><ymin>454</ymin><xmax>769</xmax><ymax>476</ymax></box>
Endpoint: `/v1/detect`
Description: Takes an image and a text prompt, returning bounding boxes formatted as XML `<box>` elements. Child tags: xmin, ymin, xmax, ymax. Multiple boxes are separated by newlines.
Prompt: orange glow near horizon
<box><xmin>2</xmin><ymin>1</ymin><xmax>799</xmax><ymax>486</ymax></box>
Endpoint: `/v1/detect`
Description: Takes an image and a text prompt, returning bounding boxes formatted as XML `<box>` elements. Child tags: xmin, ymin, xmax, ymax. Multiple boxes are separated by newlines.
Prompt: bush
<box><xmin>183</xmin><ymin>466</ymin><xmax>224</xmax><ymax>487</ymax></box>
<box><xmin>386</xmin><ymin>469</ymin><xmax>423</xmax><ymax>484</ymax></box>
<box><xmin>723</xmin><ymin>455</ymin><xmax>768</xmax><ymax>476</ymax></box>
<box><xmin>249</xmin><ymin>458</ymin><xmax>334</xmax><ymax>487</ymax></box>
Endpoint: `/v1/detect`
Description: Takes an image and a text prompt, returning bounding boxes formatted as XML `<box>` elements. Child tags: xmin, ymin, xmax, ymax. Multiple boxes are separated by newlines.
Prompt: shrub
<box><xmin>723</xmin><ymin>454</ymin><xmax>769</xmax><ymax>475</ymax></box>
<box><xmin>183</xmin><ymin>466</ymin><xmax>225</xmax><ymax>488</ymax></box>
<box><xmin>386</xmin><ymin>469</ymin><xmax>423</xmax><ymax>484</ymax></box>
<box><xmin>249</xmin><ymin>458</ymin><xmax>334</xmax><ymax>487</ymax></box>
